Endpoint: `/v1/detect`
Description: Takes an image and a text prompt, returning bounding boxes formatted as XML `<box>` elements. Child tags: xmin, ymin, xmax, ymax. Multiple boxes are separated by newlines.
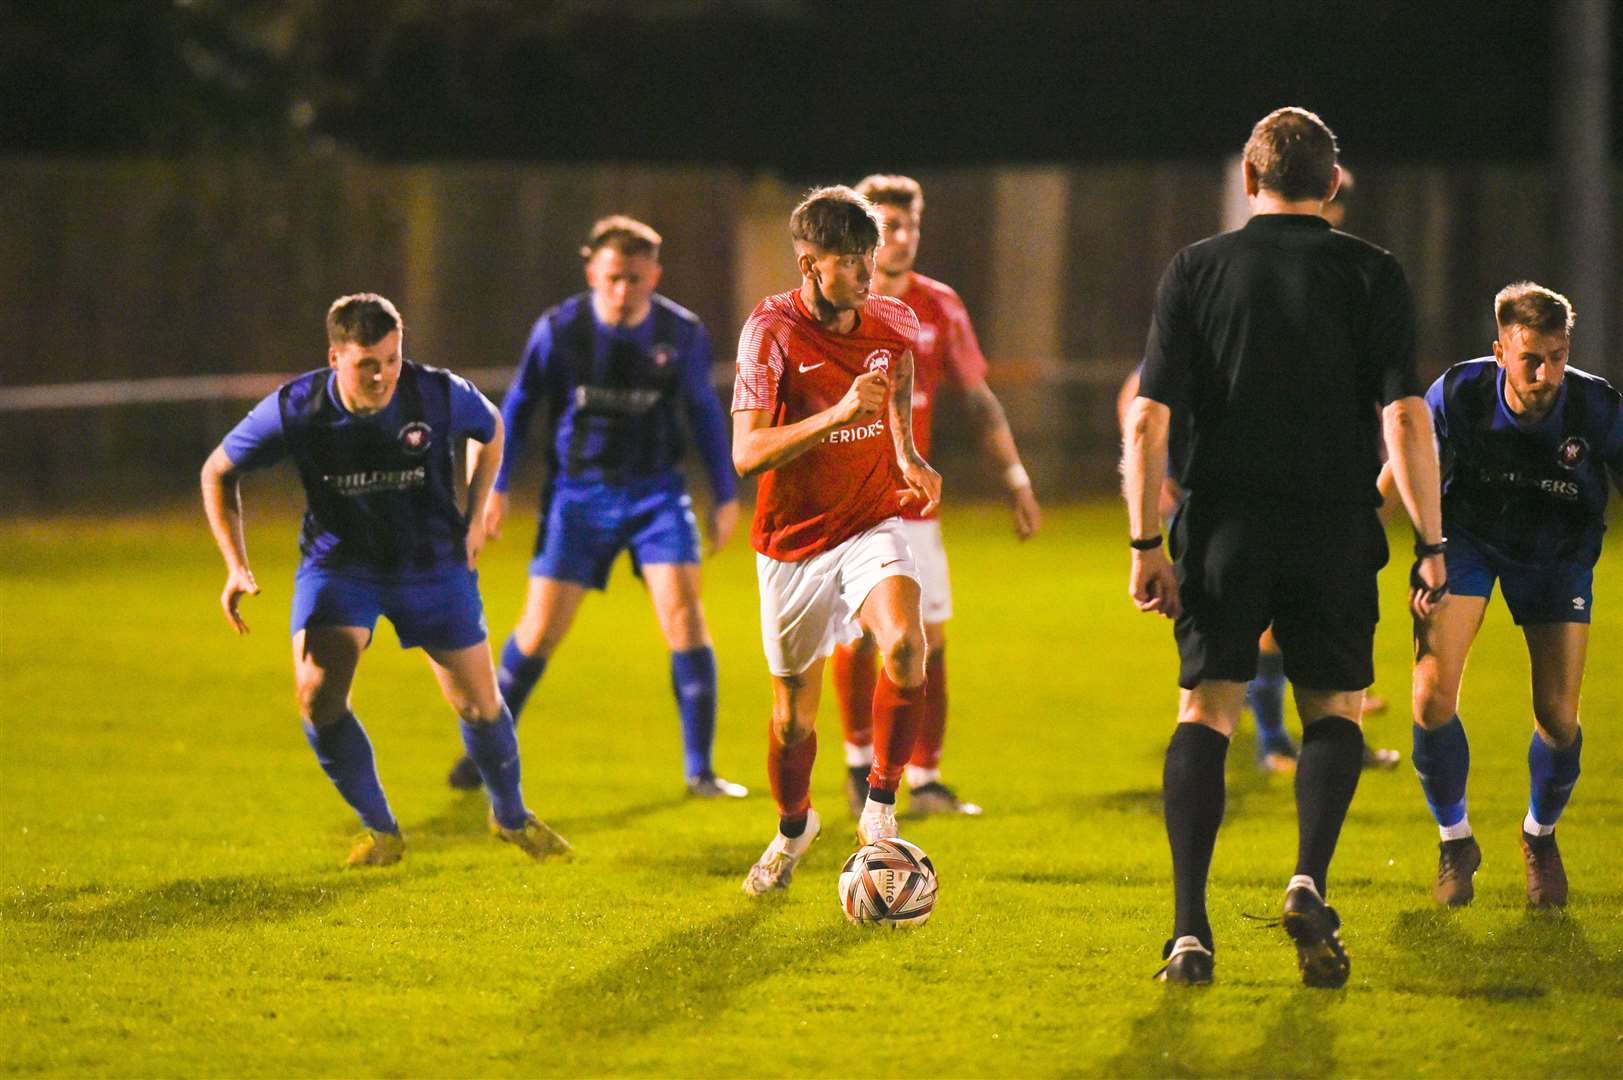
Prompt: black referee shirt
<box><xmin>1139</xmin><ymin>213</ymin><xmax>1420</xmax><ymax>507</ymax></box>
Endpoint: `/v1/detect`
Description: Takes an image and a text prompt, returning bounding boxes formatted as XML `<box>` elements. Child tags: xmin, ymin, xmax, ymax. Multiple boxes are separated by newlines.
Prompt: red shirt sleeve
<box><xmin>732</xmin><ymin>303</ymin><xmax>787</xmax><ymax>412</ymax></box>
<box><xmin>872</xmin><ymin>294</ymin><xmax>920</xmax><ymax>353</ymax></box>
<box><xmin>940</xmin><ymin>288</ymin><xmax>989</xmax><ymax>387</ymax></box>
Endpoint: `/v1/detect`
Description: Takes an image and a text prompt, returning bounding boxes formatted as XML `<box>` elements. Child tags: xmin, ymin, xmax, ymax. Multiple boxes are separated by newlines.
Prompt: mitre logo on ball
<box><xmin>398</xmin><ymin>421</ymin><xmax>432</xmax><ymax>455</ymax></box>
<box><xmin>1555</xmin><ymin>436</ymin><xmax>1588</xmax><ymax>470</ymax></box>
<box><xmin>864</xmin><ymin>349</ymin><xmax>892</xmax><ymax>375</ymax></box>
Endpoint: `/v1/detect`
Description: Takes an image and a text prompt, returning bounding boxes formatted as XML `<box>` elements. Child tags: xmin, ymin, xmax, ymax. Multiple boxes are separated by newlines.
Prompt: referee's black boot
<box><xmin>1281</xmin><ymin>876</ymin><xmax>1350</xmax><ymax>989</ymax></box>
<box><xmin>1156</xmin><ymin>936</ymin><xmax>1214</xmax><ymax>986</ymax></box>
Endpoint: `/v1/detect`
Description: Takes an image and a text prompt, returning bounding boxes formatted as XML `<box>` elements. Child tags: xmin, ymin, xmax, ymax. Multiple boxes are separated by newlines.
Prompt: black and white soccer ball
<box><xmin>838</xmin><ymin>837</ymin><xmax>937</xmax><ymax>927</ymax></box>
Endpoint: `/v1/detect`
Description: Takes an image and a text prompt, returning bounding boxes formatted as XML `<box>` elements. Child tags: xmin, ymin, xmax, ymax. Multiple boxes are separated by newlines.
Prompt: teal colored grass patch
<box><xmin>2</xmin><ymin>503</ymin><xmax>1620</xmax><ymax>1077</ymax></box>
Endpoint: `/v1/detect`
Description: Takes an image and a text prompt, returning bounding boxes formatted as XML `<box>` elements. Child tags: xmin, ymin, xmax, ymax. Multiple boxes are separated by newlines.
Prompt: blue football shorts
<box><xmin>1446</xmin><ymin>530</ymin><xmax>1594</xmax><ymax>625</ymax></box>
<box><xmin>530</xmin><ymin>473</ymin><xmax>702</xmax><ymax>589</ymax></box>
<box><xmin>290</xmin><ymin>561</ymin><xmax>489</xmax><ymax>650</ymax></box>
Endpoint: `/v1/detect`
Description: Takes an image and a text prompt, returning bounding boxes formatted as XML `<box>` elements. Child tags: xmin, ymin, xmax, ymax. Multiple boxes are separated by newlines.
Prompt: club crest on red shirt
<box><xmin>864</xmin><ymin>349</ymin><xmax>892</xmax><ymax>375</ymax></box>
<box><xmin>1555</xmin><ymin>435</ymin><xmax>1588</xmax><ymax>470</ymax></box>
<box><xmin>398</xmin><ymin>421</ymin><xmax>432</xmax><ymax>455</ymax></box>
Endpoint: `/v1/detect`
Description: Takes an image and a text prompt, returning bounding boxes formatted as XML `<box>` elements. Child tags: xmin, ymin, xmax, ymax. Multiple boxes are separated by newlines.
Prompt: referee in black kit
<box><xmin>1120</xmin><ymin>107</ymin><xmax>1446</xmax><ymax>988</ymax></box>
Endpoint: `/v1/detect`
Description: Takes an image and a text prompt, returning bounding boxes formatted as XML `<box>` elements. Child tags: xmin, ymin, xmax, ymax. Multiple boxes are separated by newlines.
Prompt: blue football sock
<box><xmin>460</xmin><ymin>706</ymin><xmax>528</xmax><ymax>830</ymax></box>
<box><xmin>1528</xmin><ymin>727</ymin><xmax>1581</xmax><ymax>830</ymax></box>
<box><xmin>303</xmin><ymin>713</ymin><xmax>398</xmax><ymax>834</ymax></box>
<box><xmin>1412</xmin><ymin>716</ymin><xmax>1470</xmax><ymax>827</ymax></box>
<box><xmin>671</xmin><ymin>645</ymin><xmax>718</xmax><ymax>778</ymax></box>
<box><xmin>1247</xmin><ymin>651</ymin><xmax>1290</xmax><ymax>755</ymax></box>
<box><xmin>497</xmin><ymin>634</ymin><xmax>547</xmax><ymax>723</ymax></box>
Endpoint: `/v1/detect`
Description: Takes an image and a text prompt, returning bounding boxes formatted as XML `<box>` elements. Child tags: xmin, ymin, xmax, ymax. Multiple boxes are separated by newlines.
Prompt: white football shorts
<box><xmin>900</xmin><ymin>517</ymin><xmax>952</xmax><ymax>624</ymax></box>
<box><xmin>756</xmin><ymin>517</ymin><xmax>920</xmax><ymax>677</ymax></box>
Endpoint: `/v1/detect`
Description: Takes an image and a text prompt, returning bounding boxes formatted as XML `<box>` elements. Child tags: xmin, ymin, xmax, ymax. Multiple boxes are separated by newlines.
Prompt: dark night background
<box><xmin>4</xmin><ymin>0</ymin><xmax>1619</xmax><ymax>169</ymax></box>
<box><xmin>1</xmin><ymin>1</ymin><xmax>1616</xmax><ymax>506</ymax></box>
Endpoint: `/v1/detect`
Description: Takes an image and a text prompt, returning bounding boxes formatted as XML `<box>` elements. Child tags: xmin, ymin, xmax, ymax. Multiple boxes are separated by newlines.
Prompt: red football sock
<box><xmin>909</xmin><ymin>648</ymin><xmax>948</xmax><ymax>771</ymax></box>
<box><xmin>768</xmin><ymin>724</ymin><xmax>817</xmax><ymax>820</ymax></box>
<box><xmin>830</xmin><ymin>641</ymin><xmax>876</xmax><ymax>750</ymax></box>
<box><xmin>867</xmin><ymin>669</ymin><xmax>926</xmax><ymax>794</ymax></box>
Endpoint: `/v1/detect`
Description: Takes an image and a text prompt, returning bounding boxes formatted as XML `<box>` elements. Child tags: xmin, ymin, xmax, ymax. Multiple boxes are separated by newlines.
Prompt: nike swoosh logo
<box><xmin>797</xmin><ymin>362</ymin><xmax>825</xmax><ymax>373</ymax></box>
<box><xmin>880</xmin><ymin>558</ymin><xmax>902</xmax><ymax>568</ymax></box>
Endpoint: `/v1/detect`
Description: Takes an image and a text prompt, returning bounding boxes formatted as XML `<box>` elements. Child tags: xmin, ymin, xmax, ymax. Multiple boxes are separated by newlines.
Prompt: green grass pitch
<box><xmin>2</xmin><ymin>501</ymin><xmax>1620</xmax><ymax>1077</ymax></box>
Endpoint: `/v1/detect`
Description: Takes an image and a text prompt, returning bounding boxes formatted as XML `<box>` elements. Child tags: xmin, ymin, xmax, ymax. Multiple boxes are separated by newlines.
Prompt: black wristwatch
<box><xmin>1414</xmin><ymin>538</ymin><xmax>1448</xmax><ymax>557</ymax></box>
<box><xmin>1129</xmin><ymin>534</ymin><xmax>1164</xmax><ymax>551</ymax></box>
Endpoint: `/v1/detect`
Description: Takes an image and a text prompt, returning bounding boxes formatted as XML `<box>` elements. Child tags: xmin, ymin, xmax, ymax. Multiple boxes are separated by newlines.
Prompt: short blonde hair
<box><xmin>581</xmin><ymin>215</ymin><xmax>662</xmax><ymax>260</ymax></box>
<box><xmin>855</xmin><ymin>174</ymin><xmax>924</xmax><ymax>219</ymax></box>
<box><xmin>1494</xmin><ymin>281</ymin><xmax>1575</xmax><ymax>336</ymax></box>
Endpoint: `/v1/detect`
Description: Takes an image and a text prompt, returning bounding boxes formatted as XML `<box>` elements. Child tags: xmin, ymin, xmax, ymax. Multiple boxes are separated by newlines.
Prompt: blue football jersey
<box><xmin>1427</xmin><ymin>358</ymin><xmax>1623</xmax><ymax>564</ymax></box>
<box><xmin>223</xmin><ymin>363</ymin><xmax>498</xmax><ymax>573</ymax></box>
<box><xmin>493</xmin><ymin>293</ymin><xmax>734</xmax><ymax>503</ymax></box>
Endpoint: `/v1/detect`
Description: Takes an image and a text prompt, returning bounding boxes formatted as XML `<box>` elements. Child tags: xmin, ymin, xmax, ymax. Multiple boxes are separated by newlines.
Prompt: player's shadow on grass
<box><xmin>524</xmin><ymin>903</ymin><xmax>861</xmax><ymax>1046</ymax></box>
<box><xmin>1099</xmin><ymin>988</ymin><xmax>1340</xmax><ymax>1079</ymax></box>
<box><xmin>1</xmin><ymin>873</ymin><xmax>389</xmax><ymax>945</ymax></box>
<box><xmin>1224</xmin><ymin>994</ymin><xmax>1340</xmax><ymax>1078</ymax></box>
<box><xmin>407</xmin><ymin>793</ymin><xmax>690</xmax><ymax>851</ymax></box>
<box><xmin>546</xmin><ymin>795</ymin><xmax>690</xmax><ymax>836</ymax></box>
<box><xmin>409</xmin><ymin>793</ymin><xmax>497</xmax><ymax>850</ymax></box>
<box><xmin>1385</xmin><ymin>907</ymin><xmax>1614</xmax><ymax>1001</ymax></box>
<box><xmin>1071</xmin><ymin>757</ymin><xmax>1270</xmax><ymax>823</ymax></box>
<box><xmin>639</xmin><ymin>843</ymin><xmax>769</xmax><ymax>880</ymax></box>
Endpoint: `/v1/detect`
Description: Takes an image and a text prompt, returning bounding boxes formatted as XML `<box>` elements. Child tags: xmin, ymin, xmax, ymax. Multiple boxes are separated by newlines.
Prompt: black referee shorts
<box><xmin>1169</xmin><ymin>495</ymin><xmax>1389</xmax><ymax>692</ymax></box>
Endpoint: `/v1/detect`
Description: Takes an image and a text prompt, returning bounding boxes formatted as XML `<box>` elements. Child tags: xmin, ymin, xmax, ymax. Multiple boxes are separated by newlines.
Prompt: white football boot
<box><xmin>856</xmin><ymin>797</ymin><xmax>899</xmax><ymax>846</ymax></box>
<box><xmin>742</xmin><ymin>809</ymin><xmax>821</xmax><ymax>896</ymax></box>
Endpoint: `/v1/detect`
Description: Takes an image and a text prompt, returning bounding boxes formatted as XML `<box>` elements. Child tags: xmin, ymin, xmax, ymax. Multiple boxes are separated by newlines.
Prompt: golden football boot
<box><xmin>345</xmin><ymin>829</ymin><xmax>405</xmax><ymax>868</ymax></box>
<box><xmin>490</xmin><ymin>812</ymin><xmax>572</xmax><ymax>860</ymax></box>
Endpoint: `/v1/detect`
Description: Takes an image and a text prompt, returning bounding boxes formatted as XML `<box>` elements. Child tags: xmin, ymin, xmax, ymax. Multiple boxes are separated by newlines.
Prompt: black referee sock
<box><xmin>1294</xmin><ymin>715</ymin><xmax>1365</xmax><ymax>897</ymax></box>
<box><xmin>1163</xmin><ymin>723</ymin><xmax>1229</xmax><ymax>951</ymax></box>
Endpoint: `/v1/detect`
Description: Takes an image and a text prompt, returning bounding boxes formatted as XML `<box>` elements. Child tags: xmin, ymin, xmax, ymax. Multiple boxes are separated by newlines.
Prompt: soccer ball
<box><xmin>837</xmin><ymin>837</ymin><xmax>938</xmax><ymax>927</ymax></box>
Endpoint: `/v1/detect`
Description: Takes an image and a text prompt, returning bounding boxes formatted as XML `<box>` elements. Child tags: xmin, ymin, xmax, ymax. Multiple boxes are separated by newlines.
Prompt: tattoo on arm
<box><xmin>890</xmin><ymin>350</ymin><xmax>917</xmax><ymax>458</ymax></box>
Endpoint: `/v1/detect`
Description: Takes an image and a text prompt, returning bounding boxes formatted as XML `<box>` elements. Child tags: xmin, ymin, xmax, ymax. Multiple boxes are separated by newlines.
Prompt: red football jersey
<box><xmin>896</xmin><ymin>273</ymin><xmax>990</xmax><ymax>520</ymax></box>
<box><xmin>732</xmin><ymin>289</ymin><xmax>920</xmax><ymax>561</ymax></box>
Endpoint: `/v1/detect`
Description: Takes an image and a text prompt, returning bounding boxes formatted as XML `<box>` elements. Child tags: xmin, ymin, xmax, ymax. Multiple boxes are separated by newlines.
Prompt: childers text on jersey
<box><xmin>1474</xmin><ymin>466</ymin><xmax>1581</xmax><ymax>500</ymax></box>
<box><xmin>826</xmin><ymin>419</ymin><xmax>886</xmax><ymax>445</ymax></box>
<box><xmin>323</xmin><ymin>467</ymin><xmax>428</xmax><ymax>496</ymax></box>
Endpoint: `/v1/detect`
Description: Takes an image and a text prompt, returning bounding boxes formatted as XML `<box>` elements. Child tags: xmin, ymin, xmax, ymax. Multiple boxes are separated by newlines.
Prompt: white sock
<box><xmin>844</xmin><ymin>741</ymin><xmax>873</xmax><ymax>768</ymax></box>
<box><xmin>1439</xmin><ymin>815</ymin><xmax>1474</xmax><ymax>842</ymax></box>
<box><xmin>1287</xmin><ymin>874</ymin><xmax>1321</xmax><ymax>900</ymax></box>
<box><xmin>905</xmin><ymin>765</ymin><xmax>940</xmax><ymax>788</ymax></box>
<box><xmin>1523</xmin><ymin>809</ymin><xmax>1556</xmax><ymax>837</ymax></box>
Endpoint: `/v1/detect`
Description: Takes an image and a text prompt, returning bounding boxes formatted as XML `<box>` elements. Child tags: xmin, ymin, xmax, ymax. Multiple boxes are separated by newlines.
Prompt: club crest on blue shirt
<box><xmin>398</xmin><ymin>421</ymin><xmax>433</xmax><ymax>455</ymax></box>
<box><xmin>653</xmin><ymin>343</ymin><xmax>676</xmax><ymax>367</ymax></box>
<box><xmin>1555</xmin><ymin>435</ymin><xmax>1589</xmax><ymax>470</ymax></box>
<box><xmin>864</xmin><ymin>349</ymin><xmax>892</xmax><ymax>375</ymax></box>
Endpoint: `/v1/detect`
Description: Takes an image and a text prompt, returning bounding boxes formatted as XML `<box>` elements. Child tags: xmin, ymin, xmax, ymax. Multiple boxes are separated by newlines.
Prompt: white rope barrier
<box><xmin>0</xmin><ymin>359</ymin><xmax>1139</xmax><ymax>413</ymax></box>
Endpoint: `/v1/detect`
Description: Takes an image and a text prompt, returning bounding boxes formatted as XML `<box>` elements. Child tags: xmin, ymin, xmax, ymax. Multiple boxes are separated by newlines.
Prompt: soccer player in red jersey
<box><xmin>732</xmin><ymin>186</ymin><xmax>943</xmax><ymax>896</ymax></box>
<box><xmin>829</xmin><ymin>175</ymin><xmax>1041</xmax><ymax>819</ymax></box>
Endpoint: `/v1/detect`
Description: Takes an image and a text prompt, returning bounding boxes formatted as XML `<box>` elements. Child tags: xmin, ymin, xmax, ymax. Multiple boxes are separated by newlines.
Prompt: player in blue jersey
<box><xmin>446</xmin><ymin>216</ymin><xmax>747</xmax><ymax>798</ymax></box>
<box><xmin>201</xmin><ymin>293</ymin><xmax>570</xmax><ymax>867</ymax></box>
<box><xmin>1389</xmin><ymin>282</ymin><xmax>1623</xmax><ymax>908</ymax></box>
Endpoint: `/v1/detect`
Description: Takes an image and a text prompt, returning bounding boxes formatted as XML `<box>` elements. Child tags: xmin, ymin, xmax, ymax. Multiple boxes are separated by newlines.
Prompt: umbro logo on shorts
<box><xmin>1572</xmin><ymin>597</ymin><xmax>1585</xmax><ymax>610</ymax></box>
